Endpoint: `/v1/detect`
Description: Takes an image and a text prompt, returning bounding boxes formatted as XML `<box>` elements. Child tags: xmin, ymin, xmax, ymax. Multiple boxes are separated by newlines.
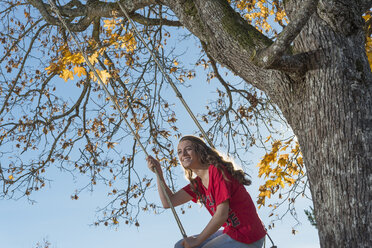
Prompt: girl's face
<box><xmin>177</xmin><ymin>140</ymin><xmax>200</xmax><ymax>170</ymax></box>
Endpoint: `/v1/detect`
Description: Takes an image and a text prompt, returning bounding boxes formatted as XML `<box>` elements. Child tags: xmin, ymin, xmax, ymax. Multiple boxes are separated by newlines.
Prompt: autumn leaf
<box><xmin>90</xmin><ymin>69</ymin><xmax>111</xmax><ymax>84</ymax></box>
<box><xmin>69</xmin><ymin>53</ymin><xmax>85</xmax><ymax>65</ymax></box>
<box><xmin>99</xmin><ymin>70</ymin><xmax>111</xmax><ymax>84</ymax></box>
<box><xmin>257</xmin><ymin>138</ymin><xmax>304</xmax><ymax>208</ymax></box>
<box><xmin>74</xmin><ymin>66</ymin><xmax>87</xmax><ymax>77</ymax></box>
<box><xmin>235</xmin><ymin>0</ymin><xmax>288</xmax><ymax>33</ymax></box>
<box><xmin>88</xmin><ymin>52</ymin><xmax>99</xmax><ymax>65</ymax></box>
<box><xmin>167</xmin><ymin>117</ymin><xmax>177</xmax><ymax>123</ymax></box>
<box><xmin>277</xmin><ymin>154</ymin><xmax>289</xmax><ymax>167</ymax></box>
<box><xmin>60</xmin><ymin>69</ymin><xmax>74</xmax><ymax>82</ymax></box>
<box><xmin>45</xmin><ymin>62</ymin><xmax>64</xmax><ymax>75</ymax></box>
<box><xmin>113</xmin><ymin>218</ymin><xmax>119</xmax><ymax>224</ymax></box>
<box><xmin>8</xmin><ymin>175</ymin><xmax>14</xmax><ymax>180</ymax></box>
<box><xmin>284</xmin><ymin>177</ymin><xmax>296</xmax><ymax>186</ymax></box>
<box><xmin>24</xmin><ymin>10</ymin><xmax>30</xmax><ymax>18</ymax></box>
<box><xmin>104</xmin><ymin>59</ymin><xmax>112</xmax><ymax>66</ymax></box>
<box><xmin>265</xmin><ymin>180</ymin><xmax>276</xmax><ymax>188</ymax></box>
<box><xmin>296</xmin><ymin>156</ymin><xmax>303</xmax><ymax>165</ymax></box>
<box><xmin>106</xmin><ymin>141</ymin><xmax>117</xmax><ymax>149</ymax></box>
<box><xmin>118</xmin><ymin>33</ymin><xmax>137</xmax><ymax>53</ymax></box>
<box><xmin>103</xmin><ymin>19</ymin><xmax>117</xmax><ymax>31</ymax></box>
<box><xmin>61</xmin><ymin>48</ymin><xmax>72</xmax><ymax>59</ymax></box>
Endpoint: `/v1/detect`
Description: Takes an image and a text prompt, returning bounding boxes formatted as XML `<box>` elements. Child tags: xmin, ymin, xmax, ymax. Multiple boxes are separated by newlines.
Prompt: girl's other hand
<box><xmin>182</xmin><ymin>236</ymin><xmax>201</xmax><ymax>248</ymax></box>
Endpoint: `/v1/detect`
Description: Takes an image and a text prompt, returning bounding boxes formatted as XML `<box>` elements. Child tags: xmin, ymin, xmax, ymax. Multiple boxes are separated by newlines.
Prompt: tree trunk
<box><xmin>280</xmin><ymin>7</ymin><xmax>372</xmax><ymax>248</ymax></box>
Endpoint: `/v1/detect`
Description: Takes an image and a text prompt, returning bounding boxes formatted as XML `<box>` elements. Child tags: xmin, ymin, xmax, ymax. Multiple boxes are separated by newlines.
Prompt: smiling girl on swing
<box><xmin>147</xmin><ymin>135</ymin><xmax>266</xmax><ymax>248</ymax></box>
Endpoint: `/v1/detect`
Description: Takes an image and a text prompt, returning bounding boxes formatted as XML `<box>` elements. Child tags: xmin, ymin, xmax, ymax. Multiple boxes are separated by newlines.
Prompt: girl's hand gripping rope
<box><xmin>146</xmin><ymin>155</ymin><xmax>163</xmax><ymax>177</ymax></box>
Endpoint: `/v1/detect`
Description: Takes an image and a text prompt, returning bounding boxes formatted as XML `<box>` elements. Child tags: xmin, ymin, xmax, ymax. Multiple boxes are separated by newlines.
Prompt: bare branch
<box><xmin>0</xmin><ymin>19</ymin><xmax>42</xmax><ymax>64</ymax></box>
<box><xmin>0</xmin><ymin>23</ymin><xmax>48</xmax><ymax>116</ymax></box>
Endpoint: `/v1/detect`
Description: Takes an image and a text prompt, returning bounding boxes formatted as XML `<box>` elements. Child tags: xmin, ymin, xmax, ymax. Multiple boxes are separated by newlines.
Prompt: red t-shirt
<box><xmin>182</xmin><ymin>165</ymin><xmax>266</xmax><ymax>244</ymax></box>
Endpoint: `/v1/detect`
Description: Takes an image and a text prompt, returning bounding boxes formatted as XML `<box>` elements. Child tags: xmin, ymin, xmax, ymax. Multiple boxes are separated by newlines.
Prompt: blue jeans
<box><xmin>174</xmin><ymin>230</ymin><xmax>265</xmax><ymax>248</ymax></box>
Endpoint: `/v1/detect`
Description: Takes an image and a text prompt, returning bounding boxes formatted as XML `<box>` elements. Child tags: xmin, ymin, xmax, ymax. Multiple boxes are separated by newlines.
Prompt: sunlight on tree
<box><xmin>0</xmin><ymin>1</ymin><xmax>371</xmax><ymax>247</ymax></box>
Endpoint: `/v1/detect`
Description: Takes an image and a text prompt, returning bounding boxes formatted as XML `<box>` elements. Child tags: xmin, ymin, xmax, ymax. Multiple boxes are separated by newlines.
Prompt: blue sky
<box><xmin>0</xmin><ymin>11</ymin><xmax>320</xmax><ymax>248</ymax></box>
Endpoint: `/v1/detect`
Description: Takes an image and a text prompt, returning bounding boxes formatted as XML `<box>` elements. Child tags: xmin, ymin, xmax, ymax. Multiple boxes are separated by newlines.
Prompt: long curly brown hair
<box><xmin>179</xmin><ymin>135</ymin><xmax>251</xmax><ymax>202</ymax></box>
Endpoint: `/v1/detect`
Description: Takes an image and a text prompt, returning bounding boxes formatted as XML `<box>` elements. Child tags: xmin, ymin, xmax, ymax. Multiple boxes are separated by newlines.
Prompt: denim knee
<box><xmin>174</xmin><ymin>238</ymin><xmax>183</xmax><ymax>248</ymax></box>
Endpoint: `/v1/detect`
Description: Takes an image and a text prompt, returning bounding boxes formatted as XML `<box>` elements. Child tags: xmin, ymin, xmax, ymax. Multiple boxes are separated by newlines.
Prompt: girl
<box><xmin>146</xmin><ymin>135</ymin><xmax>266</xmax><ymax>248</ymax></box>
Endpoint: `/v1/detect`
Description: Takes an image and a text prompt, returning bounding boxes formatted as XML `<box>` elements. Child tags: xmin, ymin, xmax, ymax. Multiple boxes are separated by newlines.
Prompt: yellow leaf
<box><xmin>90</xmin><ymin>69</ymin><xmax>111</xmax><ymax>84</ymax></box>
<box><xmin>284</xmin><ymin>177</ymin><xmax>296</xmax><ymax>186</ymax></box>
<box><xmin>60</xmin><ymin>69</ymin><xmax>74</xmax><ymax>82</ymax></box>
<box><xmin>45</xmin><ymin>62</ymin><xmax>63</xmax><ymax>75</ymax></box>
<box><xmin>284</xmin><ymin>138</ymin><xmax>294</xmax><ymax>145</ymax></box>
<box><xmin>265</xmin><ymin>180</ymin><xmax>276</xmax><ymax>188</ymax></box>
<box><xmin>69</xmin><ymin>53</ymin><xmax>85</xmax><ymax>65</ymax></box>
<box><xmin>296</xmin><ymin>156</ymin><xmax>303</xmax><ymax>165</ymax></box>
<box><xmin>173</xmin><ymin>60</ymin><xmax>179</xmax><ymax>66</ymax></box>
<box><xmin>170</xmin><ymin>67</ymin><xmax>177</xmax><ymax>73</ymax></box>
<box><xmin>257</xmin><ymin>163</ymin><xmax>271</xmax><ymax>177</ymax></box>
<box><xmin>260</xmin><ymin>189</ymin><xmax>271</xmax><ymax>199</ymax></box>
<box><xmin>99</xmin><ymin>70</ymin><xmax>111</xmax><ymax>84</ymax></box>
<box><xmin>103</xmin><ymin>19</ymin><xmax>117</xmax><ymax>30</ymax></box>
<box><xmin>280</xmin><ymin>145</ymin><xmax>289</xmax><ymax>151</ymax></box>
<box><xmin>8</xmin><ymin>175</ymin><xmax>13</xmax><ymax>180</ymax></box>
<box><xmin>104</xmin><ymin>59</ymin><xmax>112</xmax><ymax>66</ymax></box>
<box><xmin>61</xmin><ymin>49</ymin><xmax>72</xmax><ymax>62</ymax></box>
<box><xmin>119</xmin><ymin>33</ymin><xmax>137</xmax><ymax>53</ymax></box>
<box><xmin>113</xmin><ymin>218</ymin><xmax>119</xmax><ymax>224</ymax></box>
<box><xmin>278</xmin><ymin>154</ymin><xmax>289</xmax><ymax>167</ymax></box>
<box><xmin>263</xmin><ymin>153</ymin><xmax>276</xmax><ymax>164</ymax></box>
<box><xmin>366</xmin><ymin>37</ymin><xmax>372</xmax><ymax>69</ymax></box>
<box><xmin>272</xmin><ymin>140</ymin><xmax>281</xmax><ymax>152</ymax></box>
<box><xmin>88</xmin><ymin>52</ymin><xmax>99</xmax><ymax>65</ymax></box>
<box><xmin>363</xmin><ymin>13</ymin><xmax>371</xmax><ymax>21</ymax></box>
<box><xmin>98</xmin><ymin>47</ymin><xmax>106</xmax><ymax>55</ymax></box>
<box><xmin>74</xmin><ymin>66</ymin><xmax>87</xmax><ymax>77</ymax></box>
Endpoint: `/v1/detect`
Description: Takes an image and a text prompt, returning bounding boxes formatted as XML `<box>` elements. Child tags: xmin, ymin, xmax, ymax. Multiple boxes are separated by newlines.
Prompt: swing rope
<box><xmin>47</xmin><ymin>0</ymin><xmax>187</xmax><ymax>238</ymax></box>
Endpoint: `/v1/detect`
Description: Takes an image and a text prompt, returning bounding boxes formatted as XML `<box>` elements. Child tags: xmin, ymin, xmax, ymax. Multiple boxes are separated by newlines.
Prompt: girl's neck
<box><xmin>192</xmin><ymin>164</ymin><xmax>210</xmax><ymax>187</ymax></box>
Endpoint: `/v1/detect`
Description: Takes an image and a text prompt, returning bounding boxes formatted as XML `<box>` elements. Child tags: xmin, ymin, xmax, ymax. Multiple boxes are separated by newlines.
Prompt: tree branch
<box><xmin>0</xmin><ymin>24</ymin><xmax>48</xmax><ymax>116</ymax></box>
<box><xmin>28</xmin><ymin>0</ymin><xmax>159</xmax><ymax>31</ymax></box>
<box><xmin>252</xmin><ymin>0</ymin><xmax>319</xmax><ymax>71</ymax></box>
<box><xmin>130</xmin><ymin>13</ymin><xmax>182</xmax><ymax>27</ymax></box>
<box><xmin>0</xmin><ymin>19</ymin><xmax>42</xmax><ymax>64</ymax></box>
<box><xmin>201</xmin><ymin>41</ymin><xmax>233</xmax><ymax>113</ymax></box>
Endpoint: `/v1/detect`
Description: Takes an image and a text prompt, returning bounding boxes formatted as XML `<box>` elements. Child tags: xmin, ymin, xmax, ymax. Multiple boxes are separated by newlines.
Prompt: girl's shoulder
<box><xmin>208</xmin><ymin>164</ymin><xmax>222</xmax><ymax>175</ymax></box>
<box><xmin>208</xmin><ymin>164</ymin><xmax>232</xmax><ymax>180</ymax></box>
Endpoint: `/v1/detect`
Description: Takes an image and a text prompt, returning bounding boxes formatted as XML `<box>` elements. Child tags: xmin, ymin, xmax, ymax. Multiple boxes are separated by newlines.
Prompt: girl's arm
<box><xmin>147</xmin><ymin>155</ymin><xmax>193</xmax><ymax>208</ymax></box>
<box><xmin>183</xmin><ymin>200</ymin><xmax>230</xmax><ymax>248</ymax></box>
